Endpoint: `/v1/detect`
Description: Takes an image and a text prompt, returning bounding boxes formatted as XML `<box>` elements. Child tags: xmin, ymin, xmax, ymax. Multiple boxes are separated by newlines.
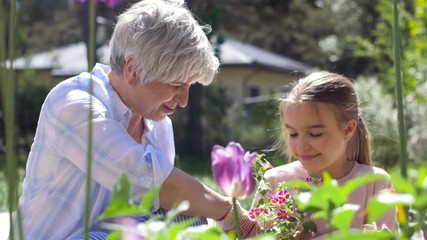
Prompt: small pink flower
<box><xmin>277</xmin><ymin>209</ymin><xmax>289</xmax><ymax>220</ymax></box>
<box><xmin>249</xmin><ymin>208</ymin><xmax>262</xmax><ymax>219</ymax></box>
<box><xmin>277</xmin><ymin>189</ymin><xmax>291</xmax><ymax>201</ymax></box>
<box><xmin>261</xmin><ymin>161</ymin><xmax>273</xmax><ymax>172</ymax></box>
<box><xmin>258</xmin><ymin>206</ymin><xmax>270</xmax><ymax>215</ymax></box>
<box><xmin>271</xmin><ymin>192</ymin><xmax>286</xmax><ymax>207</ymax></box>
<box><xmin>271</xmin><ymin>197</ymin><xmax>283</xmax><ymax>207</ymax></box>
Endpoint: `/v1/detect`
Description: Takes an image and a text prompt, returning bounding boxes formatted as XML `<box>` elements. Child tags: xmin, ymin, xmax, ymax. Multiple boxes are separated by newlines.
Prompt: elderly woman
<box><xmin>15</xmin><ymin>0</ymin><xmax>258</xmax><ymax>239</ymax></box>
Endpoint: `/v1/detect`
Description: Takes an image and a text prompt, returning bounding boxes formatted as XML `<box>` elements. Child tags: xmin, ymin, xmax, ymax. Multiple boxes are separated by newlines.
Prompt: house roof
<box><xmin>220</xmin><ymin>39</ymin><xmax>311</xmax><ymax>73</ymax></box>
<box><xmin>13</xmin><ymin>39</ymin><xmax>312</xmax><ymax>77</ymax></box>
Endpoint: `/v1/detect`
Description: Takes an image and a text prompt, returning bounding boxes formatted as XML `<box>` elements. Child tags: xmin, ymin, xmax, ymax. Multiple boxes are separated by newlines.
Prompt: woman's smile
<box><xmin>162</xmin><ymin>104</ymin><xmax>176</xmax><ymax>115</ymax></box>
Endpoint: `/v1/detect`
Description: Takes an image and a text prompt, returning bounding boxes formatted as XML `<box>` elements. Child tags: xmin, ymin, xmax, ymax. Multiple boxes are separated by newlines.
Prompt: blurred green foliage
<box><xmin>0</xmin><ymin>69</ymin><xmax>54</xmax><ymax>169</ymax></box>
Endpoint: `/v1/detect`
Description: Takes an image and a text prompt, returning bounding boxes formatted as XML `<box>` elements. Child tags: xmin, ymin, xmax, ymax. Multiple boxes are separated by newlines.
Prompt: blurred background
<box><xmin>1</xmin><ymin>0</ymin><xmax>427</xmax><ymax>209</ymax></box>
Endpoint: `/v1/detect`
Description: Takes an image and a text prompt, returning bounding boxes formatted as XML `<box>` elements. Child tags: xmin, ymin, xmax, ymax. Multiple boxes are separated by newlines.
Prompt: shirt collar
<box><xmin>91</xmin><ymin>63</ymin><xmax>156</xmax><ymax>135</ymax></box>
<box><xmin>92</xmin><ymin>63</ymin><xmax>131</xmax><ymax>124</ymax></box>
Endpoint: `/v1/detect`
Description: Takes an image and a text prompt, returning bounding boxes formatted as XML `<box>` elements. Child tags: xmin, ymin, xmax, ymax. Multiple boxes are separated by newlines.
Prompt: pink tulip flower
<box><xmin>211</xmin><ymin>142</ymin><xmax>257</xmax><ymax>199</ymax></box>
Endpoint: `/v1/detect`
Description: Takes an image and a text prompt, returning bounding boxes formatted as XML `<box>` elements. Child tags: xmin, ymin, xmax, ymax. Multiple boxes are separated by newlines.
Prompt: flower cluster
<box><xmin>250</xmin><ymin>155</ymin><xmax>322</xmax><ymax>240</ymax></box>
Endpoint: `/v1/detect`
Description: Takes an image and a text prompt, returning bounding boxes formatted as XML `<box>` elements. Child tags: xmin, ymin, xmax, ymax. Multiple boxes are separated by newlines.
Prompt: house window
<box><xmin>249</xmin><ymin>86</ymin><xmax>260</xmax><ymax>97</ymax></box>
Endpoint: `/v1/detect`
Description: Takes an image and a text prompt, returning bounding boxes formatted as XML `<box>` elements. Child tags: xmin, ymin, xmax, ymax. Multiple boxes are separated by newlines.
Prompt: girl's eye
<box><xmin>310</xmin><ymin>133</ymin><xmax>323</xmax><ymax>137</ymax></box>
<box><xmin>289</xmin><ymin>133</ymin><xmax>298</xmax><ymax>138</ymax></box>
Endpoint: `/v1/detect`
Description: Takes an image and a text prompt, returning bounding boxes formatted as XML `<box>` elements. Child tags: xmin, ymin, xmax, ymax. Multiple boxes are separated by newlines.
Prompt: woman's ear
<box><xmin>344</xmin><ymin>119</ymin><xmax>357</xmax><ymax>141</ymax></box>
<box><xmin>124</xmin><ymin>56</ymin><xmax>139</xmax><ymax>86</ymax></box>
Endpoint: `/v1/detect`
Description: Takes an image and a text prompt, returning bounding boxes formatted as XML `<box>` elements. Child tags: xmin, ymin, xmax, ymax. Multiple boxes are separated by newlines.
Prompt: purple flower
<box><xmin>211</xmin><ymin>142</ymin><xmax>257</xmax><ymax>199</ymax></box>
<box><xmin>76</xmin><ymin>0</ymin><xmax>122</xmax><ymax>8</ymax></box>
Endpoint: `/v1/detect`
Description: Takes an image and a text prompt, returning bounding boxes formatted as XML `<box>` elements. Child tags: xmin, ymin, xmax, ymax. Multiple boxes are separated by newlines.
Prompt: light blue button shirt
<box><xmin>17</xmin><ymin>63</ymin><xmax>175</xmax><ymax>239</ymax></box>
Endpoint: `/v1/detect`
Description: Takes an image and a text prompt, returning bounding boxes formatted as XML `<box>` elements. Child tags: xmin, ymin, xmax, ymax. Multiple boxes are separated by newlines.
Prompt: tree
<box><xmin>16</xmin><ymin>0</ymin><xmax>81</xmax><ymax>56</ymax></box>
<box><xmin>352</xmin><ymin>0</ymin><xmax>427</xmax><ymax>163</ymax></box>
<box><xmin>218</xmin><ymin>0</ymin><xmax>335</xmax><ymax>69</ymax></box>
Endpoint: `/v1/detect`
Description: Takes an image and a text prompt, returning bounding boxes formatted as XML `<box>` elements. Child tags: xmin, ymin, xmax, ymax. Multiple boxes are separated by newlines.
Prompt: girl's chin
<box><xmin>300</xmin><ymin>163</ymin><xmax>323</xmax><ymax>176</ymax></box>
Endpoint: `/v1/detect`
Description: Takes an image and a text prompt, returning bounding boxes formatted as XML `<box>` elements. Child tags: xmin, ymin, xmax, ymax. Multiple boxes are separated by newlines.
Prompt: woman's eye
<box><xmin>169</xmin><ymin>84</ymin><xmax>181</xmax><ymax>89</ymax></box>
<box><xmin>310</xmin><ymin>133</ymin><xmax>323</xmax><ymax>137</ymax></box>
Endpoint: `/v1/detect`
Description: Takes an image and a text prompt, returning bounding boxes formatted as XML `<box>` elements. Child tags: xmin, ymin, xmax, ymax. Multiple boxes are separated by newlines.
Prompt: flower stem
<box><xmin>233</xmin><ymin>198</ymin><xmax>242</xmax><ymax>239</ymax></box>
<box><xmin>83</xmin><ymin>1</ymin><xmax>96</xmax><ymax>239</ymax></box>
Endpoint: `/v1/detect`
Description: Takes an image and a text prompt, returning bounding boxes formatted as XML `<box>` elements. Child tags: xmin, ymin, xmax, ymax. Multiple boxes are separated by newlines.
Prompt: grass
<box><xmin>0</xmin><ymin>169</ymin><xmax>24</xmax><ymax>212</ymax></box>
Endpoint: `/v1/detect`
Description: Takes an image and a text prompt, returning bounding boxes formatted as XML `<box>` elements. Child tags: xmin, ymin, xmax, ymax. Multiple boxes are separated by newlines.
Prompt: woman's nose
<box><xmin>175</xmin><ymin>85</ymin><xmax>189</xmax><ymax>108</ymax></box>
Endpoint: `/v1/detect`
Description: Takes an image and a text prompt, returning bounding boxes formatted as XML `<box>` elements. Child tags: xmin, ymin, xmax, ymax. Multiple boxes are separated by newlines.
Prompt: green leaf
<box><xmin>176</xmin><ymin>225</ymin><xmax>230</xmax><ymax>240</ymax></box>
<box><xmin>416</xmin><ymin>167</ymin><xmax>427</xmax><ymax>188</ymax></box>
<box><xmin>322</xmin><ymin>172</ymin><xmax>334</xmax><ymax>185</ymax></box>
<box><xmin>105</xmin><ymin>231</ymin><xmax>122</xmax><ymax>240</ymax></box>
<box><xmin>413</xmin><ymin>195</ymin><xmax>427</xmax><ymax>209</ymax></box>
<box><xmin>140</xmin><ymin>186</ymin><xmax>160</xmax><ymax>213</ymax></box>
<box><xmin>298</xmin><ymin>184</ymin><xmax>346</xmax><ymax>211</ymax></box>
<box><xmin>342</xmin><ymin>174</ymin><xmax>388</xmax><ymax>196</ymax></box>
<box><xmin>97</xmin><ymin>175</ymin><xmax>134</xmax><ymax>221</ymax></box>
<box><xmin>321</xmin><ymin>230</ymin><xmax>395</xmax><ymax>240</ymax></box>
<box><xmin>367</xmin><ymin>198</ymin><xmax>396</xmax><ymax>224</ymax></box>
<box><xmin>168</xmin><ymin>218</ymin><xmax>197</xmax><ymax>239</ymax></box>
<box><xmin>312</xmin><ymin>210</ymin><xmax>328</xmax><ymax>220</ymax></box>
<box><xmin>389</xmin><ymin>174</ymin><xmax>416</xmax><ymax>195</ymax></box>
<box><xmin>97</xmin><ymin>176</ymin><xmax>159</xmax><ymax>222</ymax></box>
<box><xmin>278</xmin><ymin>180</ymin><xmax>313</xmax><ymax>191</ymax></box>
<box><xmin>302</xmin><ymin>220</ymin><xmax>317</xmax><ymax>233</ymax></box>
<box><xmin>331</xmin><ymin>204</ymin><xmax>359</xmax><ymax>231</ymax></box>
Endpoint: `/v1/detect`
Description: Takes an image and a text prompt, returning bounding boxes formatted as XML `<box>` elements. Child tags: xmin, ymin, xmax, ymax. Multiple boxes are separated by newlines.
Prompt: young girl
<box><xmin>254</xmin><ymin>71</ymin><xmax>398</xmax><ymax>237</ymax></box>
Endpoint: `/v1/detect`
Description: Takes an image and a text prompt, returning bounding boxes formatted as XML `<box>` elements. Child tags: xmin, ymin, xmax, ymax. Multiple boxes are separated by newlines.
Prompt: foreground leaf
<box><xmin>98</xmin><ymin>175</ymin><xmax>159</xmax><ymax>221</ymax></box>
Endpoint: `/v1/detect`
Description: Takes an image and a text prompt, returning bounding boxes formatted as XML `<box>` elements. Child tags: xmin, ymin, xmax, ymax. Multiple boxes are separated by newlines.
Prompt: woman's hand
<box><xmin>215</xmin><ymin>201</ymin><xmax>261</xmax><ymax>238</ymax></box>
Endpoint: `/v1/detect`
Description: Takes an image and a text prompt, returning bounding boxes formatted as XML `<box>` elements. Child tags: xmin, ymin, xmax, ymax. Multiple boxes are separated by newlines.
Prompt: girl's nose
<box><xmin>296</xmin><ymin>137</ymin><xmax>310</xmax><ymax>152</ymax></box>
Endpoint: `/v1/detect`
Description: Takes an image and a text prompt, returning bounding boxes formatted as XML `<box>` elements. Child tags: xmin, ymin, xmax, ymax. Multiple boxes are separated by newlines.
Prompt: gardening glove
<box><xmin>215</xmin><ymin>201</ymin><xmax>261</xmax><ymax>238</ymax></box>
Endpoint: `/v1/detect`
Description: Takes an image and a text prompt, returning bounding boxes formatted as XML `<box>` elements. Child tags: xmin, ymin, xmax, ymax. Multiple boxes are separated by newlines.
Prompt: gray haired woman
<box><xmin>16</xmin><ymin>0</ymin><xmax>257</xmax><ymax>239</ymax></box>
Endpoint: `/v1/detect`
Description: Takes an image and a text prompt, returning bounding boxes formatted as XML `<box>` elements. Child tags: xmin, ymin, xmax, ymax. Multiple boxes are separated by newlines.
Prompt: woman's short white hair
<box><xmin>109</xmin><ymin>0</ymin><xmax>219</xmax><ymax>86</ymax></box>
